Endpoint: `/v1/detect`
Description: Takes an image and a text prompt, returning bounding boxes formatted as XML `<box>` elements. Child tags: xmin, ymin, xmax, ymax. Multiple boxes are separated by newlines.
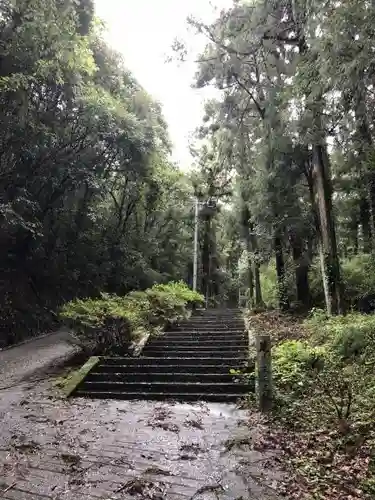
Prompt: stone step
<box><xmin>74</xmin><ymin>391</ymin><xmax>246</xmax><ymax>402</ymax></box>
<box><xmin>142</xmin><ymin>345</ymin><xmax>247</xmax><ymax>353</ymax></box>
<box><xmin>142</xmin><ymin>351</ymin><xmax>246</xmax><ymax>358</ymax></box>
<box><xmin>141</xmin><ymin>353</ymin><xmax>246</xmax><ymax>359</ymax></box>
<box><xmin>71</xmin><ymin>308</ymin><xmax>251</xmax><ymax>403</ymax></box>
<box><xmin>87</xmin><ymin>372</ymin><xmax>247</xmax><ymax>383</ymax></box>
<box><xmin>177</xmin><ymin>320</ymin><xmax>244</xmax><ymax>327</ymax></box>
<box><xmin>148</xmin><ymin>339</ymin><xmax>248</xmax><ymax>347</ymax></box>
<box><xmin>174</xmin><ymin>328</ymin><xmax>245</xmax><ymax>334</ymax></box>
<box><xmin>100</xmin><ymin>356</ymin><xmax>248</xmax><ymax>366</ymax></box>
<box><xmin>159</xmin><ymin>335</ymin><xmax>249</xmax><ymax>348</ymax></box>
<box><xmin>175</xmin><ymin>325</ymin><xmax>246</xmax><ymax>334</ymax></box>
<box><xmin>95</xmin><ymin>363</ymin><xmax>250</xmax><ymax>374</ymax></box>
<box><xmin>162</xmin><ymin>330</ymin><xmax>245</xmax><ymax>336</ymax></box>
<box><xmin>79</xmin><ymin>380</ymin><xmax>250</xmax><ymax>394</ymax></box>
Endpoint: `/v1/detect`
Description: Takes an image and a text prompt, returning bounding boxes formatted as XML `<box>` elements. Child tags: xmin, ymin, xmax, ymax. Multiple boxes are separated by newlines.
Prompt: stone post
<box><xmin>256</xmin><ymin>335</ymin><xmax>273</xmax><ymax>412</ymax></box>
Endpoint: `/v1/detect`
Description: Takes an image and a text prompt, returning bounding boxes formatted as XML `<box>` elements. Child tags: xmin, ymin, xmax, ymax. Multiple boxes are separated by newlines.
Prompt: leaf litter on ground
<box><xmin>246</xmin><ymin>311</ymin><xmax>374</xmax><ymax>500</ymax></box>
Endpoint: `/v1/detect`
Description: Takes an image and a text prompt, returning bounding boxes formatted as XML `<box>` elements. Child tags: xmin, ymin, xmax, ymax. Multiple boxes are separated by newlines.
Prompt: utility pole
<box><xmin>193</xmin><ymin>197</ymin><xmax>199</xmax><ymax>292</ymax></box>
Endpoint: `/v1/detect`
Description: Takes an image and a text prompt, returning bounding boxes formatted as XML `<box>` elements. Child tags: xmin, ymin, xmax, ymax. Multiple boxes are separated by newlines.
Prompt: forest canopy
<box><xmin>0</xmin><ymin>0</ymin><xmax>194</xmax><ymax>346</ymax></box>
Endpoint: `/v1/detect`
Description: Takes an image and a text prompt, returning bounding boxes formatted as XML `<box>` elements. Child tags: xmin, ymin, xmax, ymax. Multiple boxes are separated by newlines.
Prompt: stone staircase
<box><xmin>74</xmin><ymin>309</ymin><xmax>252</xmax><ymax>402</ymax></box>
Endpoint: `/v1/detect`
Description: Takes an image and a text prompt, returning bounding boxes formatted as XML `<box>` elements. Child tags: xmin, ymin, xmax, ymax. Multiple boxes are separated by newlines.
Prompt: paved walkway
<box><xmin>0</xmin><ymin>332</ymin><xmax>77</xmax><ymax>390</ymax></box>
<box><xmin>0</xmin><ymin>336</ymin><xmax>284</xmax><ymax>500</ymax></box>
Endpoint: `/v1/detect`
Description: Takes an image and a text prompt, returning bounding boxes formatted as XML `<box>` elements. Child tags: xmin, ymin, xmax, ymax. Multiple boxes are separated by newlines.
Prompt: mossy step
<box><xmin>57</xmin><ymin>356</ymin><xmax>100</xmax><ymax>397</ymax></box>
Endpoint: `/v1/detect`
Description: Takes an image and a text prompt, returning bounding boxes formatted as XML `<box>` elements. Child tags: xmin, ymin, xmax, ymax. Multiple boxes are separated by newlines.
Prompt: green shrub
<box><xmin>151</xmin><ymin>281</ymin><xmax>204</xmax><ymax>306</ymax></box>
<box><xmin>306</xmin><ymin>310</ymin><xmax>375</xmax><ymax>363</ymax></box>
<box><xmin>273</xmin><ymin>340</ymin><xmax>327</xmax><ymax>390</ymax></box>
<box><xmin>145</xmin><ymin>289</ymin><xmax>186</xmax><ymax>326</ymax></box>
<box><xmin>59</xmin><ymin>281</ymin><xmax>204</xmax><ymax>354</ymax></box>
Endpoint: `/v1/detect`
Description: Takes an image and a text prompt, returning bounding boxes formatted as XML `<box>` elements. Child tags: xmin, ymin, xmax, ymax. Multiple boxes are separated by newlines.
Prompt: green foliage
<box><xmin>59</xmin><ymin>282</ymin><xmax>204</xmax><ymax>354</ymax></box>
<box><xmin>259</xmin><ymin>264</ymin><xmax>278</xmax><ymax>308</ymax></box>
<box><xmin>270</xmin><ymin>311</ymin><xmax>375</xmax><ymax>425</ymax></box>
<box><xmin>0</xmin><ymin>1</ymin><xmax>195</xmax><ymax>347</ymax></box>
<box><xmin>306</xmin><ymin>310</ymin><xmax>375</xmax><ymax>363</ymax></box>
<box><xmin>309</xmin><ymin>254</ymin><xmax>375</xmax><ymax>311</ymax></box>
<box><xmin>273</xmin><ymin>340</ymin><xmax>327</xmax><ymax>390</ymax></box>
<box><xmin>258</xmin><ymin>253</ymin><xmax>375</xmax><ymax>313</ymax></box>
<box><xmin>151</xmin><ymin>281</ymin><xmax>204</xmax><ymax>306</ymax></box>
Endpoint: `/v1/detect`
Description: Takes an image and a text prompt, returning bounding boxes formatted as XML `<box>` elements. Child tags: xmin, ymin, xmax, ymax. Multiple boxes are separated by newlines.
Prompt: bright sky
<box><xmin>94</xmin><ymin>0</ymin><xmax>232</xmax><ymax>169</ymax></box>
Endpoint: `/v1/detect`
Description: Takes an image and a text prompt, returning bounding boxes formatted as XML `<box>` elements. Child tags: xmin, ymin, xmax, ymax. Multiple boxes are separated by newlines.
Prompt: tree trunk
<box><xmin>210</xmin><ymin>218</ymin><xmax>220</xmax><ymax>300</ymax></box>
<box><xmin>274</xmin><ymin>233</ymin><xmax>289</xmax><ymax>311</ymax></box>
<box><xmin>290</xmin><ymin>232</ymin><xmax>311</xmax><ymax>308</ymax></box>
<box><xmin>246</xmin><ymin>236</ymin><xmax>254</xmax><ymax>309</ymax></box>
<box><xmin>241</xmin><ymin>203</ymin><xmax>254</xmax><ymax>308</ymax></box>
<box><xmin>292</xmin><ymin>22</ymin><xmax>343</xmax><ymax>315</ymax></box>
<box><xmin>249</xmin><ymin>222</ymin><xmax>263</xmax><ymax>306</ymax></box>
<box><xmin>312</xmin><ymin>144</ymin><xmax>343</xmax><ymax>315</ymax></box>
<box><xmin>354</xmin><ymin>89</ymin><xmax>375</xmax><ymax>248</ymax></box>
<box><xmin>350</xmin><ymin>215</ymin><xmax>359</xmax><ymax>255</ymax></box>
<box><xmin>360</xmin><ymin>198</ymin><xmax>371</xmax><ymax>253</ymax></box>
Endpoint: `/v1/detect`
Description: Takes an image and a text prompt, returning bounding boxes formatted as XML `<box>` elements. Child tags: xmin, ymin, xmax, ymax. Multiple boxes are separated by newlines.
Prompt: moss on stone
<box><xmin>55</xmin><ymin>356</ymin><xmax>100</xmax><ymax>397</ymax></box>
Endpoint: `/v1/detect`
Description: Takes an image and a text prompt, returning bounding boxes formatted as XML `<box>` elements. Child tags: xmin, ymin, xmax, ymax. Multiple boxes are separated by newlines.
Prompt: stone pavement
<box><xmin>0</xmin><ymin>337</ymin><xmax>285</xmax><ymax>500</ymax></box>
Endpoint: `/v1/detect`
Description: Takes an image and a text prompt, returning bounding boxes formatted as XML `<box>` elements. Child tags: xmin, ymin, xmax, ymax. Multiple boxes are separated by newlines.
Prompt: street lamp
<box><xmin>193</xmin><ymin>198</ymin><xmax>201</xmax><ymax>292</ymax></box>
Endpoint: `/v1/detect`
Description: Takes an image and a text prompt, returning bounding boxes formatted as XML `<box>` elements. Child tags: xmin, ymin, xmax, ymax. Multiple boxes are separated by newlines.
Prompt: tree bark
<box><xmin>201</xmin><ymin>215</ymin><xmax>211</xmax><ymax>304</ymax></box>
<box><xmin>350</xmin><ymin>215</ymin><xmax>359</xmax><ymax>255</ymax></box>
<box><xmin>241</xmin><ymin>205</ymin><xmax>254</xmax><ymax>308</ymax></box>
<box><xmin>274</xmin><ymin>233</ymin><xmax>289</xmax><ymax>311</ymax></box>
<box><xmin>360</xmin><ymin>198</ymin><xmax>371</xmax><ymax>253</ymax></box>
<box><xmin>249</xmin><ymin>222</ymin><xmax>263</xmax><ymax>306</ymax></box>
<box><xmin>246</xmin><ymin>237</ymin><xmax>254</xmax><ymax>308</ymax></box>
<box><xmin>354</xmin><ymin>89</ymin><xmax>375</xmax><ymax>248</ymax></box>
<box><xmin>312</xmin><ymin>144</ymin><xmax>343</xmax><ymax>315</ymax></box>
<box><xmin>290</xmin><ymin>231</ymin><xmax>311</xmax><ymax>308</ymax></box>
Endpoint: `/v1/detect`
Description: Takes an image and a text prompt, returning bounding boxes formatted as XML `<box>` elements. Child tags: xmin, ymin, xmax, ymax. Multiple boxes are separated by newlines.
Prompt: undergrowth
<box><xmin>249</xmin><ymin>310</ymin><xmax>375</xmax><ymax>499</ymax></box>
<box><xmin>59</xmin><ymin>281</ymin><xmax>204</xmax><ymax>355</ymax></box>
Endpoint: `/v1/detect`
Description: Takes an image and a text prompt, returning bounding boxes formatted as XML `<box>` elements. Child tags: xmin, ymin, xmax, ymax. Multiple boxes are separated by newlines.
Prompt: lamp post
<box><xmin>193</xmin><ymin>197</ymin><xmax>199</xmax><ymax>292</ymax></box>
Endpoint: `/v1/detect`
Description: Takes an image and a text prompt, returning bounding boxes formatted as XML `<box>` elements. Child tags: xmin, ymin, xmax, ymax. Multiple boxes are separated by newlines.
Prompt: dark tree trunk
<box><xmin>249</xmin><ymin>222</ymin><xmax>263</xmax><ymax>306</ymax></box>
<box><xmin>367</xmin><ymin>176</ymin><xmax>375</xmax><ymax>245</ymax></box>
<box><xmin>350</xmin><ymin>215</ymin><xmax>359</xmax><ymax>255</ymax></box>
<box><xmin>360</xmin><ymin>198</ymin><xmax>371</xmax><ymax>253</ymax></box>
<box><xmin>355</xmin><ymin>90</ymin><xmax>375</xmax><ymax>248</ymax></box>
<box><xmin>290</xmin><ymin>232</ymin><xmax>311</xmax><ymax>308</ymax></box>
<box><xmin>246</xmin><ymin>236</ymin><xmax>254</xmax><ymax>308</ymax></box>
<box><xmin>274</xmin><ymin>233</ymin><xmax>289</xmax><ymax>311</ymax></box>
<box><xmin>241</xmin><ymin>204</ymin><xmax>254</xmax><ymax>307</ymax></box>
<box><xmin>210</xmin><ymin>219</ymin><xmax>220</xmax><ymax>300</ymax></box>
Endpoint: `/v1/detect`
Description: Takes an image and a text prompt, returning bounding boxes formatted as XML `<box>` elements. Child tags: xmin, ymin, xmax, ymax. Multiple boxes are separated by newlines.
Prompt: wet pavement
<box><xmin>0</xmin><ymin>332</ymin><xmax>77</xmax><ymax>390</ymax></box>
<box><xmin>0</xmin><ymin>337</ymin><xmax>284</xmax><ymax>500</ymax></box>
